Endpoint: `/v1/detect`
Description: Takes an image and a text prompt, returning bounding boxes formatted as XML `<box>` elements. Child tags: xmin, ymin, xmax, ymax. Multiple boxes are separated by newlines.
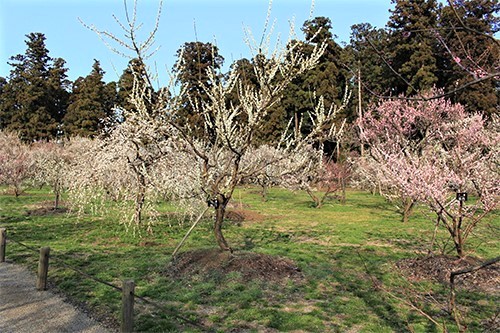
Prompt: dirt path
<box><xmin>0</xmin><ymin>262</ymin><xmax>112</xmax><ymax>333</ymax></box>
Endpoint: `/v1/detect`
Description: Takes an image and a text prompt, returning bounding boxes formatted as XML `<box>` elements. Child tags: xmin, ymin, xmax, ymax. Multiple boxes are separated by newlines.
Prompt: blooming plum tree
<box><xmin>31</xmin><ymin>141</ymin><xmax>73</xmax><ymax>209</ymax></box>
<box><xmin>81</xmin><ymin>0</ymin><xmax>348</xmax><ymax>251</ymax></box>
<box><xmin>168</xmin><ymin>52</ymin><xmax>347</xmax><ymax>251</ymax></box>
<box><xmin>0</xmin><ymin>131</ymin><xmax>33</xmax><ymax>196</ymax></box>
<box><xmin>358</xmin><ymin>90</ymin><xmax>499</xmax><ymax>257</ymax></box>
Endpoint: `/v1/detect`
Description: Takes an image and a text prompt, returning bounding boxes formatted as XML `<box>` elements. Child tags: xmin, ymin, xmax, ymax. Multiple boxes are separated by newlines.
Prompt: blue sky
<box><xmin>0</xmin><ymin>0</ymin><xmax>394</xmax><ymax>83</ymax></box>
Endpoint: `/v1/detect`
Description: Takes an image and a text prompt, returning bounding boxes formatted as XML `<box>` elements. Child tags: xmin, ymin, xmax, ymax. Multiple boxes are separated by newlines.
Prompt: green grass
<box><xmin>0</xmin><ymin>186</ymin><xmax>498</xmax><ymax>332</ymax></box>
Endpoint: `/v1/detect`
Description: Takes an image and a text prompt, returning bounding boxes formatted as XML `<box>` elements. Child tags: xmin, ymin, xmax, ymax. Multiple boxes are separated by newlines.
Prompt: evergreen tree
<box><xmin>385</xmin><ymin>0</ymin><xmax>441</xmax><ymax>95</ymax></box>
<box><xmin>117</xmin><ymin>58</ymin><xmax>151</xmax><ymax>117</ymax></box>
<box><xmin>228</xmin><ymin>56</ymin><xmax>287</xmax><ymax>145</ymax></box>
<box><xmin>438</xmin><ymin>0</ymin><xmax>499</xmax><ymax>116</ymax></box>
<box><xmin>0</xmin><ymin>77</ymin><xmax>6</xmax><ymax>95</ymax></box>
<box><xmin>48</xmin><ymin>57</ymin><xmax>71</xmax><ymax>132</ymax></box>
<box><xmin>103</xmin><ymin>81</ymin><xmax>118</xmax><ymax>124</ymax></box>
<box><xmin>63</xmin><ymin>60</ymin><xmax>113</xmax><ymax>137</ymax></box>
<box><xmin>1</xmin><ymin>33</ymin><xmax>67</xmax><ymax>141</ymax></box>
<box><xmin>173</xmin><ymin>41</ymin><xmax>224</xmax><ymax>139</ymax></box>
<box><xmin>345</xmin><ymin>23</ymin><xmax>389</xmax><ymax>106</ymax></box>
<box><xmin>281</xmin><ymin>17</ymin><xmax>347</xmax><ymax>139</ymax></box>
<box><xmin>342</xmin><ymin>23</ymin><xmax>390</xmax><ymax>155</ymax></box>
<box><xmin>0</xmin><ymin>77</ymin><xmax>8</xmax><ymax>129</ymax></box>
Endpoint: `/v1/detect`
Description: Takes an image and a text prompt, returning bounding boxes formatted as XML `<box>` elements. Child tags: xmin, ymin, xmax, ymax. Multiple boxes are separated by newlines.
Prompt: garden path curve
<box><xmin>0</xmin><ymin>262</ymin><xmax>111</xmax><ymax>333</ymax></box>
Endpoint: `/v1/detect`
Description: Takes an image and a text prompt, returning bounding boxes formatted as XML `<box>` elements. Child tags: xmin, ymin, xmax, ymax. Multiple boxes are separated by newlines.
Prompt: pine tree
<box><xmin>1</xmin><ymin>33</ymin><xmax>67</xmax><ymax>141</ymax></box>
<box><xmin>48</xmin><ymin>57</ymin><xmax>71</xmax><ymax>132</ymax></box>
<box><xmin>228</xmin><ymin>56</ymin><xmax>288</xmax><ymax>145</ymax></box>
<box><xmin>117</xmin><ymin>58</ymin><xmax>151</xmax><ymax>117</ymax></box>
<box><xmin>345</xmin><ymin>23</ymin><xmax>389</xmax><ymax>106</ymax></box>
<box><xmin>174</xmin><ymin>41</ymin><xmax>224</xmax><ymax>140</ymax></box>
<box><xmin>103</xmin><ymin>81</ymin><xmax>118</xmax><ymax>124</ymax></box>
<box><xmin>0</xmin><ymin>76</ymin><xmax>8</xmax><ymax>129</ymax></box>
<box><xmin>438</xmin><ymin>0</ymin><xmax>499</xmax><ymax>116</ymax></box>
<box><xmin>0</xmin><ymin>77</ymin><xmax>6</xmax><ymax>95</ymax></box>
<box><xmin>63</xmin><ymin>60</ymin><xmax>113</xmax><ymax>137</ymax></box>
<box><xmin>281</xmin><ymin>17</ymin><xmax>347</xmax><ymax>139</ymax></box>
<box><xmin>385</xmin><ymin>0</ymin><xmax>440</xmax><ymax>95</ymax></box>
<box><xmin>342</xmin><ymin>23</ymin><xmax>391</xmax><ymax>155</ymax></box>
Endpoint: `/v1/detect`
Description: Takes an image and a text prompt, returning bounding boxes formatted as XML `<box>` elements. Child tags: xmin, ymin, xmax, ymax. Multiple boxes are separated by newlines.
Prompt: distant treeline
<box><xmin>0</xmin><ymin>0</ymin><xmax>497</xmax><ymax>143</ymax></box>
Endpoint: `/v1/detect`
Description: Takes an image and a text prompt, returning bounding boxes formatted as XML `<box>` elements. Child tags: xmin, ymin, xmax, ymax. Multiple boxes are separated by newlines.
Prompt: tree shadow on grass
<box><xmin>327</xmin><ymin>248</ymin><xmax>441</xmax><ymax>333</ymax></box>
<box><xmin>0</xmin><ymin>216</ymin><xmax>27</xmax><ymax>225</ymax></box>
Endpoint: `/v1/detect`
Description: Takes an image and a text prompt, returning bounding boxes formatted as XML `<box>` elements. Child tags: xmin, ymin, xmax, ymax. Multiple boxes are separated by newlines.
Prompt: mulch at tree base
<box><xmin>166</xmin><ymin>248</ymin><xmax>303</xmax><ymax>282</ymax></box>
<box><xmin>25</xmin><ymin>201</ymin><xmax>68</xmax><ymax>216</ymax></box>
<box><xmin>396</xmin><ymin>255</ymin><xmax>499</xmax><ymax>293</ymax></box>
<box><xmin>26</xmin><ymin>207</ymin><xmax>68</xmax><ymax>216</ymax></box>
<box><xmin>225</xmin><ymin>209</ymin><xmax>267</xmax><ymax>225</ymax></box>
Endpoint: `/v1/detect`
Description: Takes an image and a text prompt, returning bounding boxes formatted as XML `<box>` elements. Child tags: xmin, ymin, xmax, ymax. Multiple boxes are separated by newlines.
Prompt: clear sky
<box><xmin>0</xmin><ymin>0</ymin><xmax>394</xmax><ymax>84</ymax></box>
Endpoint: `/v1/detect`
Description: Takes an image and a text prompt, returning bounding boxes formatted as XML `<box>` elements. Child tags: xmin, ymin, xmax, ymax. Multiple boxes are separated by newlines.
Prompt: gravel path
<box><xmin>0</xmin><ymin>262</ymin><xmax>111</xmax><ymax>333</ymax></box>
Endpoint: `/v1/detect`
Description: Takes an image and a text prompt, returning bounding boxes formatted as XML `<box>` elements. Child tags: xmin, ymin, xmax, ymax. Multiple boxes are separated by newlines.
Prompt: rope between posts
<box><xmin>5</xmin><ymin>236</ymin><xmax>39</xmax><ymax>253</ymax></box>
<box><xmin>50</xmin><ymin>254</ymin><xmax>124</xmax><ymax>293</ymax></box>
<box><xmin>133</xmin><ymin>293</ymin><xmax>209</xmax><ymax>330</ymax></box>
<box><xmin>4</xmin><ymin>233</ymin><xmax>211</xmax><ymax>331</ymax></box>
<box><xmin>50</xmin><ymin>253</ymin><xmax>208</xmax><ymax>330</ymax></box>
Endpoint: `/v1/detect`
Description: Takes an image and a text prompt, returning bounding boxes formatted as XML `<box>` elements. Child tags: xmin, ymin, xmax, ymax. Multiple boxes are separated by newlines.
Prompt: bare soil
<box><xmin>396</xmin><ymin>255</ymin><xmax>499</xmax><ymax>293</ymax></box>
<box><xmin>225</xmin><ymin>209</ymin><xmax>267</xmax><ymax>225</ymax></box>
<box><xmin>25</xmin><ymin>200</ymin><xmax>68</xmax><ymax>216</ymax></box>
<box><xmin>167</xmin><ymin>248</ymin><xmax>303</xmax><ymax>282</ymax></box>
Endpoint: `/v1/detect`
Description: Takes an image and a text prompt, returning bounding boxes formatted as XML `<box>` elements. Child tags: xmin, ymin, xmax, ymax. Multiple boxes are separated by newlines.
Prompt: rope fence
<box><xmin>0</xmin><ymin>227</ymin><xmax>211</xmax><ymax>332</ymax></box>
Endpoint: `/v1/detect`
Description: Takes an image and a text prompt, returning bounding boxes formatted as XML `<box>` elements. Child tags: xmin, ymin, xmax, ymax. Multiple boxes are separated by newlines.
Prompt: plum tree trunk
<box><xmin>13</xmin><ymin>184</ymin><xmax>21</xmax><ymax>197</ymax></box>
<box><xmin>214</xmin><ymin>197</ymin><xmax>232</xmax><ymax>252</ymax></box>
<box><xmin>339</xmin><ymin>177</ymin><xmax>346</xmax><ymax>204</ymax></box>
<box><xmin>402</xmin><ymin>197</ymin><xmax>415</xmax><ymax>223</ymax></box>
<box><xmin>54</xmin><ymin>179</ymin><xmax>60</xmax><ymax>209</ymax></box>
<box><xmin>55</xmin><ymin>190</ymin><xmax>60</xmax><ymax>210</ymax></box>
<box><xmin>306</xmin><ymin>189</ymin><xmax>322</xmax><ymax>208</ymax></box>
<box><xmin>134</xmin><ymin>174</ymin><xmax>147</xmax><ymax>226</ymax></box>
<box><xmin>260</xmin><ymin>183</ymin><xmax>268</xmax><ymax>202</ymax></box>
<box><xmin>452</xmin><ymin>228</ymin><xmax>465</xmax><ymax>259</ymax></box>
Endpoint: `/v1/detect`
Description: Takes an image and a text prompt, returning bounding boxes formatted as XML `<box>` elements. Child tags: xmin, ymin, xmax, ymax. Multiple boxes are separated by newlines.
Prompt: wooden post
<box><xmin>0</xmin><ymin>228</ymin><xmax>6</xmax><ymax>263</ymax></box>
<box><xmin>121</xmin><ymin>279</ymin><xmax>135</xmax><ymax>333</ymax></box>
<box><xmin>37</xmin><ymin>246</ymin><xmax>50</xmax><ymax>290</ymax></box>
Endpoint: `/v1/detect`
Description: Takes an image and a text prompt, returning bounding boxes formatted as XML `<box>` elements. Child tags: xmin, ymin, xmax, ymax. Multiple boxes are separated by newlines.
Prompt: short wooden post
<box><xmin>37</xmin><ymin>246</ymin><xmax>50</xmax><ymax>290</ymax></box>
<box><xmin>0</xmin><ymin>228</ymin><xmax>6</xmax><ymax>263</ymax></box>
<box><xmin>121</xmin><ymin>279</ymin><xmax>135</xmax><ymax>333</ymax></box>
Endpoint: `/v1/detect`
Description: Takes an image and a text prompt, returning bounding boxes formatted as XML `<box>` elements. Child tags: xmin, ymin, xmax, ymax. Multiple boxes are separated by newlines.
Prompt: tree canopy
<box><xmin>0</xmin><ymin>33</ymin><xmax>68</xmax><ymax>141</ymax></box>
<box><xmin>63</xmin><ymin>60</ymin><xmax>116</xmax><ymax>137</ymax></box>
<box><xmin>0</xmin><ymin>1</ymin><xmax>497</xmax><ymax>143</ymax></box>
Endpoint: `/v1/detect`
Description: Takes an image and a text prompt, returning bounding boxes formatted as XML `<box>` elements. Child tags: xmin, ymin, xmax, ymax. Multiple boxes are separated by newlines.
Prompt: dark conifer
<box><xmin>117</xmin><ymin>58</ymin><xmax>151</xmax><ymax>116</ymax></box>
<box><xmin>173</xmin><ymin>41</ymin><xmax>224</xmax><ymax>140</ymax></box>
<box><xmin>438</xmin><ymin>0</ymin><xmax>499</xmax><ymax>117</ymax></box>
<box><xmin>1</xmin><ymin>33</ymin><xmax>67</xmax><ymax>141</ymax></box>
<box><xmin>63</xmin><ymin>60</ymin><xmax>113</xmax><ymax>137</ymax></box>
<box><xmin>385</xmin><ymin>0</ymin><xmax>440</xmax><ymax>95</ymax></box>
<box><xmin>281</xmin><ymin>17</ymin><xmax>347</xmax><ymax>138</ymax></box>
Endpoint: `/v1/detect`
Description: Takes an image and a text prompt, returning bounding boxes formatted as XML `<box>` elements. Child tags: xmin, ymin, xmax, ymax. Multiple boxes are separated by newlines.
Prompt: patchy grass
<box><xmin>0</xmin><ymin>186</ymin><xmax>498</xmax><ymax>332</ymax></box>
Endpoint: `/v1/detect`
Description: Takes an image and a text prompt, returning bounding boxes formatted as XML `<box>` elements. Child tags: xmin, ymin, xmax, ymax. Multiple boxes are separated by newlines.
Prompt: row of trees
<box><xmin>0</xmin><ymin>0</ymin><xmax>498</xmax><ymax>259</ymax></box>
<box><xmin>1</xmin><ymin>0</ymin><xmax>497</xmax><ymax>143</ymax></box>
<box><xmin>0</xmin><ymin>32</ymin><xmax>133</xmax><ymax>141</ymax></box>
<box><xmin>348</xmin><ymin>0</ymin><xmax>498</xmax><ymax>115</ymax></box>
<box><xmin>1</xmin><ymin>3</ymin><xmax>496</xmax><ymax>331</ymax></box>
<box><xmin>1</xmin><ymin>90</ymin><xmax>497</xmax><ymax>258</ymax></box>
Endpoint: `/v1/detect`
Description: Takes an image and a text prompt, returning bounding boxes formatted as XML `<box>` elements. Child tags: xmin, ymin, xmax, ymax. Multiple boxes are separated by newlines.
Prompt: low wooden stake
<box><xmin>0</xmin><ymin>228</ymin><xmax>6</xmax><ymax>263</ymax></box>
<box><xmin>37</xmin><ymin>246</ymin><xmax>50</xmax><ymax>290</ymax></box>
<box><xmin>121</xmin><ymin>279</ymin><xmax>135</xmax><ymax>333</ymax></box>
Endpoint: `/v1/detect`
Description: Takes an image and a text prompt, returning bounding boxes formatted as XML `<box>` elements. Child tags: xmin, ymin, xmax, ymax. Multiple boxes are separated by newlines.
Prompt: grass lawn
<box><xmin>0</xmin><ymin>186</ymin><xmax>498</xmax><ymax>332</ymax></box>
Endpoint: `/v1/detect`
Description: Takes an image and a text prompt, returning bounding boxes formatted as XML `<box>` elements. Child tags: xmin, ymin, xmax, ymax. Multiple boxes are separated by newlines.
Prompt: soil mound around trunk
<box><xmin>167</xmin><ymin>248</ymin><xmax>303</xmax><ymax>282</ymax></box>
<box><xmin>25</xmin><ymin>201</ymin><xmax>67</xmax><ymax>216</ymax></box>
<box><xmin>396</xmin><ymin>255</ymin><xmax>499</xmax><ymax>293</ymax></box>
